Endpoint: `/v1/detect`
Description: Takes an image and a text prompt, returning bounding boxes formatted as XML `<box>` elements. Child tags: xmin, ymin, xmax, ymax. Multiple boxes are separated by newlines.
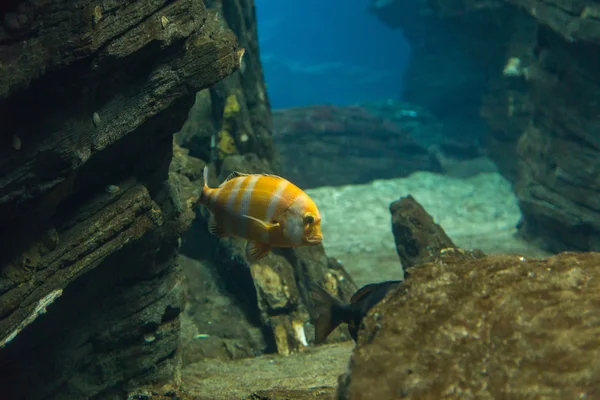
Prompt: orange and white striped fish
<box><xmin>198</xmin><ymin>166</ymin><xmax>324</xmax><ymax>262</ymax></box>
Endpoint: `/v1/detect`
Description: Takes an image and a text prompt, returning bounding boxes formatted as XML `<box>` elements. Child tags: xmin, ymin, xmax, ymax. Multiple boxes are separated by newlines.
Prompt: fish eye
<box><xmin>304</xmin><ymin>214</ymin><xmax>315</xmax><ymax>224</ymax></box>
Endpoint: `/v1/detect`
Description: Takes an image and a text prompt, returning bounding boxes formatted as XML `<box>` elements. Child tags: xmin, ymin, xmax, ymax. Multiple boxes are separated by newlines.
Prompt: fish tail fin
<box><xmin>310</xmin><ymin>284</ymin><xmax>345</xmax><ymax>345</ymax></box>
<box><xmin>203</xmin><ymin>165</ymin><xmax>209</xmax><ymax>189</ymax></box>
<box><xmin>199</xmin><ymin>165</ymin><xmax>210</xmax><ymax>205</ymax></box>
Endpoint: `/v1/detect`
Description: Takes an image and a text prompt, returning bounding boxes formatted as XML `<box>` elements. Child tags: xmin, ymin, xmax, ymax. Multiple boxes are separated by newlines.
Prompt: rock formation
<box><xmin>339</xmin><ymin>195</ymin><xmax>600</xmax><ymax>399</ymax></box>
<box><xmin>339</xmin><ymin>249</ymin><xmax>600</xmax><ymax>399</ymax></box>
<box><xmin>390</xmin><ymin>195</ymin><xmax>457</xmax><ymax>274</ymax></box>
<box><xmin>509</xmin><ymin>5</ymin><xmax>600</xmax><ymax>252</ymax></box>
<box><xmin>370</xmin><ymin>0</ymin><xmax>600</xmax><ymax>253</ymax></box>
<box><xmin>272</xmin><ymin>104</ymin><xmax>442</xmax><ymax>188</ymax></box>
<box><xmin>0</xmin><ymin>0</ymin><xmax>243</xmax><ymax>398</ymax></box>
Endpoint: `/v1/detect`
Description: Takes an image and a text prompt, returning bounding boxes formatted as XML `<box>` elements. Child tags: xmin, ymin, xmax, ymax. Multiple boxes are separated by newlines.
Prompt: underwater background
<box><xmin>1</xmin><ymin>0</ymin><xmax>600</xmax><ymax>399</ymax></box>
<box><xmin>254</xmin><ymin>0</ymin><xmax>411</xmax><ymax>108</ymax></box>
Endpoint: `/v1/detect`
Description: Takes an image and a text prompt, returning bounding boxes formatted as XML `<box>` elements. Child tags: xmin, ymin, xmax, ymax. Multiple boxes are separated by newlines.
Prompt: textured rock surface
<box><xmin>176</xmin><ymin>0</ymin><xmax>276</xmax><ymax>169</ymax></box>
<box><xmin>0</xmin><ymin>0</ymin><xmax>241</xmax><ymax>398</ymax></box>
<box><xmin>510</xmin><ymin>15</ymin><xmax>600</xmax><ymax>252</ymax></box>
<box><xmin>272</xmin><ymin>105</ymin><xmax>441</xmax><ymax>188</ymax></box>
<box><xmin>390</xmin><ymin>195</ymin><xmax>458</xmax><ymax>272</ymax></box>
<box><xmin>339</xmin><ymin>250</ymin><xmax>600</xmax><ymax>399</ymax></box>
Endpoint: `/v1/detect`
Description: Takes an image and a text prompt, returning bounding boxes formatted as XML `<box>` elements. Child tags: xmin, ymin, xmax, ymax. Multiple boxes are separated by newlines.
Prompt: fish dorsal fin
<box><xmin>350</xmin><ymin>281</ymin><xmax>403</xmax><ymax>304</ymax></box>
<box><xmin>221</xmin><ymin>171</ymin><xmax>248</xmax><ymax>185</ymax></box>
<box><xmin>350</xmin><ymin>283</ymin><xmax>381</xmax><ymax>304</ymax></box>
<box><xmin>257</xmin><ymin>173</ymin><xmax>282</xmax><ymax>179</ymax></box>
<box><xmin>246</xmin><ymin>241</ymin><xmax>272</xmax><ymax>263</ymax></box>
<box><xmin>219</xmin><ymin>171</ymin><xmax>285</xmax><ymax>187</ymax></box>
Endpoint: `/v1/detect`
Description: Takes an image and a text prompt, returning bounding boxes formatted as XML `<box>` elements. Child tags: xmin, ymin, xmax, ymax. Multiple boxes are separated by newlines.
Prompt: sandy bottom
<box><xmin>181</xmin><ymin>342</ymin><xmax>353</xmax><ymax>399</ymax></box>
<box><xmin>305</xmin><ymin>170</ymin><xmax>549</xmax><ymax>287</ymax></box>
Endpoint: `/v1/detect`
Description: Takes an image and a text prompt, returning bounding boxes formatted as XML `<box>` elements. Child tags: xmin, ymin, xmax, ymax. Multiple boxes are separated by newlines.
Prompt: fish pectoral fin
<box><xmin>207</xmin><ymin>214</ymin><xmax>227</xmax><ymax>237</ymax></box>
<box><xmin>241</xmin><ymin>215</ymin><xmax>280</xmax><ymax>232</ymax></box>
<box><xmin>245</xmin><ymin>241</ymin><xmax>272</xmax><ymax>263</ymax></box>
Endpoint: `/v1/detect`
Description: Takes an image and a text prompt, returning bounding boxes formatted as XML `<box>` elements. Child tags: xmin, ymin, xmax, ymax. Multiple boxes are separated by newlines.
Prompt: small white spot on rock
<box><xmin>503</xmin><ymin>57</ymin><xmax>522</xmax><ymax>77</ymax></box>
<box><xmin>93</xmin><ymin>5</ymin><xmax>102</xmax><ymax>25</ymax></box>
<box><xmin>161</xmin><ymin>15</ymin><xmax>169</xmax><ymax>29</ymax></box>
<box><xmin>105</xmin><ymin>185</ymin><xmax>120</xmax><ymax>194</ymax></box>
<box><xmin>144</xmin><ymin>333</ymin><xmax>156</xmax><ymax>343</ymax></box>
<box><xmin>12</xmin><ymin>135</ymin><xmax>21</xmax><ymax>150</ymax></box>
<box><xmin>92</xmin><ymin>112</ymin><xmax>101</xmax><ymax>127</ymax></box>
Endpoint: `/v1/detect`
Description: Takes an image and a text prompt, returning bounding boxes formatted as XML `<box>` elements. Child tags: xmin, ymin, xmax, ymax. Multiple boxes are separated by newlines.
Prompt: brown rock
<box><xmin>509</xmin><ymin>20</ymin><xmax>600</xmax><ymax>252</ymax></box>
<box><xmin>338</xmin><ymin>251</ymin><xmax>600</xmax><ymax>399</ymax></box>
<box><xmin>176</xmin><ymin>0</ymin><xmax>277</xmax><ymax>169</ymax></box>
<box><xmin>272</xmin><ymin>105</ymin><xmax>441</xmax><ymax>188</ymax></box>
<box><xmin>390</xmin><ymin>195</ymin><xmax>458</xmax><ymax>274</ymax></box>
<box><xmin>0</xmin><ymin>0</ymin><xmax>242</xmax><ymax>398</ymax></box>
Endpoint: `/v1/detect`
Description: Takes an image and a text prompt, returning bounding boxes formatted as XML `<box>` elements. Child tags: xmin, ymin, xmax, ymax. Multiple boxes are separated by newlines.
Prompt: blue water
<box><xmin>255</xmin><ymin>0</ymin><xmax>411</xmax><ymax>109</ymax></box>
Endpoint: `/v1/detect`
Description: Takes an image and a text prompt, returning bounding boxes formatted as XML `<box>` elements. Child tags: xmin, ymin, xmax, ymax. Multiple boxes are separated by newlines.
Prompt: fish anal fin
<box><xmin>207</xmin><ymin>214</ymin><xmax>227</xmax><ymax>238</ymax></box>
<box><xmin>245</xmin><ymin>241</ymin><xmax>272</xmax><ymax>263</ymax></box>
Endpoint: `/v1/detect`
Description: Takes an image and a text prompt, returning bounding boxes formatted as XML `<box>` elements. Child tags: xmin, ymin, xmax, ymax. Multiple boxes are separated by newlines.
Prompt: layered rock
<box><xmin>0</xmin><ymin>0</ymin><xmax>242</xmax><ymax>398</ymax></box>
<box><xmin>509</xmin><ymin>4</ymin><xmax>600</xmax><ymax>252</ymax></box>
<box><xmin>272</xmin><ymin>105</ymin><xmax>442</xmax><ymax>188</ymax></box>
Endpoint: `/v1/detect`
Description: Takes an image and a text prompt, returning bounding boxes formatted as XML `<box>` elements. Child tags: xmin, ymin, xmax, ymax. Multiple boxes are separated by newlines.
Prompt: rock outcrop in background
<box><xmin>272</xmin><ymin>104</ymin><xmax>442</xmax><ymax>188</ymax></box>
<box><xmin>370</xmin><ymin>0</ymin><xmax>600</xmax><ymax>253</ymax></box>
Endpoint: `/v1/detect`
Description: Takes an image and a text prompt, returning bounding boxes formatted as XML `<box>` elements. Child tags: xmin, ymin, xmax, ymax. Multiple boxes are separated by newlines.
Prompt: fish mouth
<box><xmin>306</xmin><ymin>235</ymin><xmax>323</xmax><ymax>245</ymax></box>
